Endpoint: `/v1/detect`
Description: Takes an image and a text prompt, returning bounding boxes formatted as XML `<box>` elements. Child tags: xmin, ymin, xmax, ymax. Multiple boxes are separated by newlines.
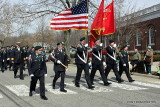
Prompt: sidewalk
<box><xmin>129</xmin><ymin>61</ymin><xmax>160</xmax><ymax>79</ymax></box>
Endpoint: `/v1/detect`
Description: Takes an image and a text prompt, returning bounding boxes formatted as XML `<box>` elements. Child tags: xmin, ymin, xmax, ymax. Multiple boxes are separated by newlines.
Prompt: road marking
<box><xmin>98</xmin><ymin>81</ymin><xmax>147</xmax><ymax>90</ymax></box>
<box><xmin>153</xmin><ymin>81</ymin><xmax>160</xmax><ymax>84</ymax></box>
<box><xmin>6</xmin><ymin>85</ymin><xmax>30</xmax><ymax>96</ymax></box>
<box><xmin>0</xmin><ymin>94</ymin><xmax>3</xmax><ymax>98</ymax></box>
<box><xmin>132</xmin><ymin>81</ymin><xmax>160</xmax><ymax>88</ymax></box>
<box><xmin>66</xmin><ymin>83</ymin><xmax>113</xmax><ymax>93</ymax></box>
<box><xmin>45</xmin><ymin>83</ymin><xmax>77</xmax><ymax>95</ymax></box>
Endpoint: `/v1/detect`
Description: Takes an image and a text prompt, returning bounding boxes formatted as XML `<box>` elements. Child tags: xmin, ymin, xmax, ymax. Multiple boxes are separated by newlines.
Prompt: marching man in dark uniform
<box><xmin>119</xmin><ymin>45</ymin><xmax>135</xmax><ymax>82</ymax></box>
<box><xmin>50</xmin><ymin>43</ymin><xmax>68</xmax><ymax>92</ymax></box>
<box><xmin>90</xmin><ymin>39</ymin><xmax>111</xmax><ymax>86</ymax></box>
<box><xmin>28</xmin><ymin>46</ymin><xmax>48</xmax><ymax>100</ymax></box>
<box><xmin>105</xmin><ymin>40</ymin><xmax>124</xmax><ymax>83</ymax></box>
<box><xmin>75</xmin><ymin>37</ymin><xmax>95</xmax><ymax>89</ymax></box>
<box><xmin>11</xmin><ymin>43</ymin><xmax>27</xmax><ymax>80</ymax></box>
<box><xmin>9</xmin><ymin>45</ymin><xmax>14</xmax><ymax>71</ymax></box>
<box><xmin>0</xmin><ymin>47</ymin><xmax>7</xmax><ymax>73</ymax></box>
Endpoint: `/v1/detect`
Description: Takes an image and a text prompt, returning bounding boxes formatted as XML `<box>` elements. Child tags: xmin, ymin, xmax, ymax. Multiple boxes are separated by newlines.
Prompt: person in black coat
<box><xmin>50</xmin><ymin>43</ymin><xmax>68</xmax><ymax>92</ymax></box>
<box><xmin>119</xmin><ymin>45</ymin><xmax>135</xmax><ymax>82</ymax></box>
<box><xmin>10</xmin><ymin>44</ymin><xmax>27</xmax><ymax>80</ymax></box>
<box><xmin>5</xmin><ymin>46</ymin><xmax>10</xmax><ymax>70</ymax></box>
<box><xmin>8</xmin><ymin>45</ymin><xmax>14</xmax><ymax>71</ymax></box>
<box><xmin>90</xmin><ymin>39</ymin><xmax>111</xmax><ymax>86</ymax></box>
<box><xmin>28</xmin><ymin>46</ymin><xmax>48</xmax><ymax>100</ymax></box>
<box><xmin>75</xmin><ymin>37</ymin><xmax>95</xmax><ymax>89</ymax></box>
<box><xmin>0</xmin><ymin>47</ymin><xmax>7</xmax><ymax>73</ymax></box>
<box><xmin>105</xmin><ymin>40</ymin><xmax>124</xmax><ymax>83</ymax></box>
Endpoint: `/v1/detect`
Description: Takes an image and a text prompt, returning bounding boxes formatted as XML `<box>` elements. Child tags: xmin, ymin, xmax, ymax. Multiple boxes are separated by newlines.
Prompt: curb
<box><xmin>132</xmin><ymin>72</ymin><xmax>160</xmax><ymax>79</ymax></box>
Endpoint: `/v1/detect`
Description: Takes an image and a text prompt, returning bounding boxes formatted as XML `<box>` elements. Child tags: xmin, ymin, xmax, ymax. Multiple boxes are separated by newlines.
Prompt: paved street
<box><xmin>0</xmin><ymin>62</ymin><xmax>160</xmax><ymax>107</ymax></box>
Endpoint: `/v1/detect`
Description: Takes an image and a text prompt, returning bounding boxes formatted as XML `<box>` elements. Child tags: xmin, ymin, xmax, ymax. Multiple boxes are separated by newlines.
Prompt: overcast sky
<box><xmin>9</xmin><ymin>0</ymin><xmax>160</xmax><ymax>11</ymax></box>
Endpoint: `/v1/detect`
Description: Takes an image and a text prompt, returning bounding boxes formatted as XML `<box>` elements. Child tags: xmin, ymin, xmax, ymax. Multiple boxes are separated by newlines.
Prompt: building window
<box><xmin>136</xmin><ymin>32</ymin><xmax>141</xmax><ymax>46</ymax></box>
<box><xmin>149</xmin><ymin>26</ymin><xmax>155</xmax><ymax>45</ymax></box>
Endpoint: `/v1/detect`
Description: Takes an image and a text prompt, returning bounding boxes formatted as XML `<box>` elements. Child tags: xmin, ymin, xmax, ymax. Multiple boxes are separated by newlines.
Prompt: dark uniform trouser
<box><xmin>75</xmin><ymin>64</ymin><xmax>92</xmax><ymax>87</ymax></box>
<box><xmin>90</xmin><ymin>63</ymin><xmax>108</xmax><ymax>84</ymax></box>
<box><xmin>9</xmin><ymin>60</ymin><xmax>13</xmax><ymax>70</ymax></box>
<box><xmin>4</xmin><ymin>60</ymin><xmax>7</xmax><ymax>69</ymax></box>
<box><xmin>119</xmin><ymin>64</ymin><xmax>133</xmax><ymax>81</ymax></box>
<box><xmin>105</xmin><ymin>63</ymin><xmax>122</xmax><ymax>81</ymax></box>
<box><xmin>14</xmin><ymin>63</ymin><xmax>24</xmax><ymax>79</ymax></box>
<box><xmin>30</xmin><ymin>76</ymin><xmax>45</xmax><ymax>96</ymax></box>
<box><xmin>0</xmin><ymin>61</ymin><xmax>5</xmax><ymax>72</ymax></box>
<box><xmin>53</xmin><ymin>71</ymin><xmax>65</xmax><ymax>90</ymax></box>
<box><xmin>5</xmin><ymin>60</ymin><xmax>10</xmax><ymax>69</ymax></box>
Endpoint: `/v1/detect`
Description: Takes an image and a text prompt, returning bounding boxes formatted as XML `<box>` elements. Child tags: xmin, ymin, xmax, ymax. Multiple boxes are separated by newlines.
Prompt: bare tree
<box><xmin>107</xmin><ymin>0</ymin><xmax>148</xmax><ymax>48</ymax></box>
<box><xmin>12</xmin><ymin>0</ymin><xmax>101</xmax><ymax>60</ymax></box>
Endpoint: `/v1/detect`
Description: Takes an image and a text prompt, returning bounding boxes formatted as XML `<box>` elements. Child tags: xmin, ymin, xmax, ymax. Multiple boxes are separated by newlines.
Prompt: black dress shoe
<box><xmin>88</xmin><ymin>86</ymin><xmax>95</xmax><ymax>89</ymax></box>
<box><xmin>40</xmin><ymin>96</ymin><xmax>48</xmax><ymax>100</ymax></box>
<box><xmin>129</xmin><ymin>80</ymin><xmax>135</xmax><ymax>82</ymax></box>
<box><xmin>14</xmin><ymin>75</ymin><xmax>16</xmax><ymax>78</ymax></box>
<box><xmin>20</xmin><ymin>78</ymin><xmax>24</xmax><ymax>80</ymax></box>
<box><xmin>104</xmin><ymin>82</ymin><xmax>112</xmax><ymax>86</ymax></box>
<box><xmin>91</xmin><ymin>82</ymin><xmax>94</xmax><ymax>85</ymax></box>
<box><xmin>60</xmin><ymin>89</ymin><xmax>67</xmax><ymax>92</ymax></box>
<box><xmin>75</xmin><ymin>84</ymin><xmax>80</xmax><ymax>87</ymax></box>
<box><xmin>29</xmin><ymin>92</ymin><xmax>32</xmax><ymax>96</ymax></box>
<box><xmin>118</xmin><ymin>80</ymin><xmax>124</xmax><ymax>83</ymax></box>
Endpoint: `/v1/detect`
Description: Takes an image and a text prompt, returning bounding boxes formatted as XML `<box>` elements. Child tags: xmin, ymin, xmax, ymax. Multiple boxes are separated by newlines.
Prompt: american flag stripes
<box><xmin>50</xmin><ymin>0</ymin><xmax>88</xmax><ymax>31</ymax></box>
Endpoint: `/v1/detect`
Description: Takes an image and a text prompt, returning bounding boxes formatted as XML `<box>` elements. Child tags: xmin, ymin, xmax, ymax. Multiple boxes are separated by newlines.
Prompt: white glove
<box><xmin>45</xmin><ymin>74</ymin><xmax>47</xmax><ymax>77</ymax></box>
<box><xmin>84</xmin><ymin>44</ymin><xmax>88</xmax><ymax>47</ymax></box>
<box><xmin>30</xmin><ymin>74</ymin><xmax>34</xmax><ymax>77</ymax></box>
<box><xmin>66</xmin><ymin>68</ymin><xmax>68</xmax><ymax>72</ymax></box>
<box><xmin>113</xmin><ymin>44</ymin><xmax>117</xmax><ymax>48</ymax></box>
<box><xmin>7</xmin><ymin>58</ymin><xmax>10</xmax><ymax>60</ymax></box>
<box><xmin>123</xmin><ymin>64</ymin><xmax>126</xmax><ymax>67</ymax></box>
<box><xmin>100</xmin><ymin>43</ymin><xmax>103</xmax><ymax>47</ymax></box>
<box><xmin>3</xmin><ymin>60</ymin><xmax>4</xmax><ymax>62</ymax></box>
<box><xmin>103</xmin><ymin>62</ymin><xmax>106</xmax><ymax>66</ymax></box>
<box><xmin>57</xmin><ymin>60</ymin><xmax>61</xmax><ymax>64</ymax></box>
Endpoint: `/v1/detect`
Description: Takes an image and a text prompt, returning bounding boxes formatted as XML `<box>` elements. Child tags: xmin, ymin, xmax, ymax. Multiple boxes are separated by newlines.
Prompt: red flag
<box><xmin>90</xmin><ymin>0</ymin><xmax>104</xmax><ymax>48</ymax></box>
<box><xmin>102</xmin><ymin>0</ymin><xmax>115</xmax><ymax>35</ymax></box>
<box><xmin>89</xmin><ymin>0</ymin><xmax>115</xmax><ymax>47</ymax></box>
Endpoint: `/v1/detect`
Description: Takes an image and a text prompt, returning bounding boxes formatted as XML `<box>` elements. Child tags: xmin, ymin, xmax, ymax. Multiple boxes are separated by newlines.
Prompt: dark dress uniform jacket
<box><xmin>92</xmin><ymin>45</ymin><xmax>104</xmax><ymax>64</ymax></box>
<box><xmin>119</xmin><ymin>50</ymin><xmax>129</xmax><ymax>66</ymax></box>
<box><xmin>0</xmin><ymin>50</ymin><xmax>7</xmax><ymax>62</ymax></box>
<box><xmin>51</xmin><ymin>48</ymin><xmax>68</xmax><ymax>72</ymax></box>
<box><xmin>75</xmin><ymin>44</ymin><xmax>88</xmax><ymax>65</ymax></box>
<box><xmin>106</xmin><ymin>46</ymin><xmax>116</xmax><ymax>64</ymax></box>
<box><xmin>0</xmin><ymin>51</ymin><xmax>3</xmax><ymax>62</ymax></box>
<box><xmin>28</xmin><ymin>53</ymin><xmax>47</xmax><ymax>77</ymax></box>
<box><xmin>11</xmin><ymin>48</ymin><xmax>27</xmax><ymax>63</ymax></box>
<box><xmin>6</xmin><ymin>49</ymin><xmax>10</xmax><ymax>59</ymax></box>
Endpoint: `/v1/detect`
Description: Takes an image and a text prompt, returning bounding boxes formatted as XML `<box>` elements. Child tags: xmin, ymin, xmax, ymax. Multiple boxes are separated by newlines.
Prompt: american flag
<box><xmin>50</xmin><ymin>0</ymin><xmax>88</xmax><ymax>31</ymax></box>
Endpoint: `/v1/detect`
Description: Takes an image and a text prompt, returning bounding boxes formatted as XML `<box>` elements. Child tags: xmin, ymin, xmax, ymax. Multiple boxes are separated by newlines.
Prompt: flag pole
<box><xmin>86</xmin><ymin>0</ymin><xmax>89</xmax><ymax>44</ymax></box>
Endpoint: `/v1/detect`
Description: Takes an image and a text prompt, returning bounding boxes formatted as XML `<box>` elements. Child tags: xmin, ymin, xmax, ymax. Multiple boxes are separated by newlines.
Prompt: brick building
<box><xmin>102</xmin><ymin>3</ymin><xmax>160</xmax><ymax>53</ymax></box>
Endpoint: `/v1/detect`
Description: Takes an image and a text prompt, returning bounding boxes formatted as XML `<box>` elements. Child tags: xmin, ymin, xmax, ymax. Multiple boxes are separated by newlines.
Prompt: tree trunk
<box><xmin>64</xmin><ymin>30</ymin><xmax>72</xmax><ymax>63</ymax></box>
